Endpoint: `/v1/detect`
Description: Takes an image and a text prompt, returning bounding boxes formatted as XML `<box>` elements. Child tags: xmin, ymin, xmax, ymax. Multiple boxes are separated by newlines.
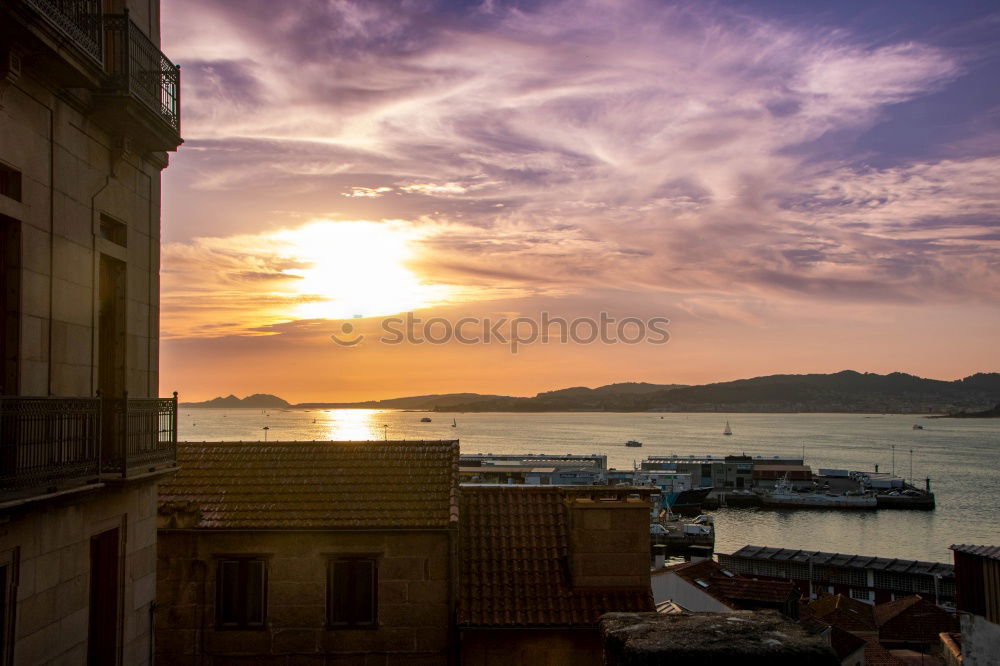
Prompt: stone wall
<box><xmin>566</xmin><ymin>490</ymin><xmax>651</xmax><ymax>589</ymax></box>
<box><xmin>156</xmin><ymin>530</ymin><xmax>454</xmax><ymax>665</ymax></box>
<box><xmin>0</xmin><ymin>59</ymin><xmax>163</xmax><ymax>399</ymax></box>
<box><xmin>0</xmin><ymin>481</ymin><xmax>161</xmax><ymax>665</ymax></box>
<box><xmin>960</xmin><ymin>614</ymin><xmax>1000</xmax><ymax>666</ymax></box>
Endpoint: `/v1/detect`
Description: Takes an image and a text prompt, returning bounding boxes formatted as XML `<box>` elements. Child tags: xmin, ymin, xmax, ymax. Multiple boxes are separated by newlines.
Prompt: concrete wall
<box><xmin>0</xmin><ymin>56</ymin><xmax>163</xmax><ymax>399</ymax></box>
<box><xmin>650</xmin><ymin>571</ymin><xmax>730</xmax><ymax>612</ymax></box>
<box><xmin>0</xmin><ymin>481</ymin><xmax>161</xmax><ymax>665</ymax></box>
<box><xmin>460</xmin><ymin>628</ymin><xmax>603</xmax><ymax>666</ymax></box>
<box><xmin>960</xmin><ymin>614</ymin><xmax>1000</xmax><ymax>666</ymax></box>
<box><xmin>156</xmin><ymin>530</ymin><xmax>454</xmax><ymax>665</ymax></box>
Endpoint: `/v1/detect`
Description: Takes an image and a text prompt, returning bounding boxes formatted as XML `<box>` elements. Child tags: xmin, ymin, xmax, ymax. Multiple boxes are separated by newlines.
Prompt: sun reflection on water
<box><xmin>318</xmin><ymin>409</ymin><xmax>388</xmax><ymax>441</ymax></box>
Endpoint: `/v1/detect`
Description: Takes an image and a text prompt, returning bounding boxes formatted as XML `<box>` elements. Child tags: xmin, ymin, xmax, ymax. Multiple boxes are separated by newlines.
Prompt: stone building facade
<box><xmin>0</xmin><ymin>0</ymin><xmax>181</xmax><ymax>663</ymax></box>
<box><xmin>156</xmin><ymin>440</ymin><xmax>461</xmax><ymax>665</ymax></box>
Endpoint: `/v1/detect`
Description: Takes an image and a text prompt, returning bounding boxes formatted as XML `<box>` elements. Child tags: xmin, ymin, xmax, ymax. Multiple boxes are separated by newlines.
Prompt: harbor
<box><xmin>460</xmin><ymin>451</ymin><xmax>937</xmax><ymax>513</ymax></box>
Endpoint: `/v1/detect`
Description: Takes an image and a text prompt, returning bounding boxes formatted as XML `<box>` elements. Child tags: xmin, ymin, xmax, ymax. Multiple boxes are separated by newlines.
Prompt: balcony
<box><xmin>96</xmin><ymin>12</ymin><xmax>182</xmax><ymax>150</ymax></box>
<box><xmin>0</xmin><ymin>397</ymin><xmax>100</xmax><ymax>496</ymax></box>
<box><xmin>100</xmin><ymin>394</ymin><xmax>178</xmax><ymax>476</ymax></box>
<box><xmin>24</xmin><ymin>0</ymin><xmax>104</xmax><ymax>64</ymax></box>
<box><xmin>0</xmin><ymin>393</ymin><xmax>177</xmax><ymax>503</ymax></box>
<box><xmin>2</xmin><ymin>0</ymin><xmax>106</xmax><ymax>88</ymax></box>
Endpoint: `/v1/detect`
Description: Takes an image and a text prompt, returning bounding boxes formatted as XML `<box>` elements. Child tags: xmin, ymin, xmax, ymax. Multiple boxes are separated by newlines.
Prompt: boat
<box><xmin>420</xmin><ymin>417</ymin><xmax>432</xmax><ymax>423</ymax></box>
<box><xmin>625</xmin><ymin>440</ymin><xmax>643</xmax><ymax>447</ymax></box>
<box><xmin>452</xmin><ymin>418</ymin><xmax>457</xmax><ymax>428</ymax></box>
<box><xmin>661</xmin><ymin>486</ymin><xmax>714</xmax><ymax>514</ymax></box>
<box><xmin>912</xmin><ymin>424</ymin><xmax>925</xmax><ymax>430</ymax></box>
<box><xmin>723</xmin><ymin>421</ymin><xmax>733</xmax><ymax>436</ymax></box>
<box><xmin>759</xmin><ymin>476</ymin><xmax>876</xmax><ymax>509</ymax></box>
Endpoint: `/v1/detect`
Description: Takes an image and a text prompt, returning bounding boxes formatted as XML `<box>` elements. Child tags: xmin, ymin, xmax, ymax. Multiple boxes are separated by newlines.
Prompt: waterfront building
<box><xmin>0</xmin><ymin>0</ymin><xmax>180</xmax><ymax>662</ymax></box>
<box><xmin>156</xmin><ymin>440</ymin><xmax>460</xmax><ymax>665</ymax></box>
<box><xmin>460</xmin><ymin>452</ymin><xmax>608</xmax><ymax>485</ymax></box>
<box><xmin>950</xmin><ymin>544</ymin><xmax>1000</xmax><ymax>664</ymax></box>
<box><xmin>458</xmin><ymin>486</ymin><xmax>655</xmax><ymax>666</ymax></box>
<box><xmin>642</xmin><ymin>454</ymin><xmax>804</xmax><ymax>489</ymax></box>
<box><xmin>719</xmin><ymin>545</ymin><xmax>956</xmax><ymax>605</ymax></box>
<box><xmin>752</xmin><ymin>464</ymin><xmax>813</xmax><ymax>489</ymax></box>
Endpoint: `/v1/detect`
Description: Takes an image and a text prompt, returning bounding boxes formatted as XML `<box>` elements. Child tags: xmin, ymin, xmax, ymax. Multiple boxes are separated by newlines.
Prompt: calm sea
<box><xmin>180</xmin><ymin>409</ymin><xmax>1000</xmax><ymax>563</ymax></box>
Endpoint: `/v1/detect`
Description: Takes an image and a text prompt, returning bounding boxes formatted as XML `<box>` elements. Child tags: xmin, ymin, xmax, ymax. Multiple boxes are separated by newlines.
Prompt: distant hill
<box><xmin>933</xmin><ymin>402</ymin><xmax>1000</xmax><ymax>418</ymax></box>
<box><xmin>537</xmin><ymin>382</ymin><xmax>687</xmax><ymax>399</ymax></box>
<box><xmin>443</xmin><ymin>371</ymin><xmax>1000</xmax><ymax>413</ymax></box>
<box><xmin>181</xmin><ymin>393</ymin><xmax>290</xmax><ymax>408</ymax></box>
<box><xmin>181</xmin><ymin>372</ymin><xmax>1000</xmax><ymax>414</ymax></box>
<box><xmin>297</xmin><ymin>393</ymin><xmax>508</xmax><ymax>410</ymax></box>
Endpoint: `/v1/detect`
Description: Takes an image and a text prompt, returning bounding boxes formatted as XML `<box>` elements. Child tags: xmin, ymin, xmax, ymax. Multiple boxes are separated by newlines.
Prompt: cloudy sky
<box><xmin>159</xmin><ymin>0</ymin><xmax>1000</xmax><ymax>402</ymax></box>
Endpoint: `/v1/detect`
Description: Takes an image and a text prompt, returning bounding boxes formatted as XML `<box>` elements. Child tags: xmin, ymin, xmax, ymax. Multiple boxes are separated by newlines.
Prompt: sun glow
<box><xmin>275</xmin><ymin>220</ymin><xmax>449</xmax><ymax>320</ymax></box>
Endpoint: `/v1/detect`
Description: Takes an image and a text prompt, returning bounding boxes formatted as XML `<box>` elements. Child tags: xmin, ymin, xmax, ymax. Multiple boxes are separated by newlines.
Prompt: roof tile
<box><xmin>159</xmin><ymin>440</ymin><xmax>459</xmax><ymax>529</ymax></box>
<box><xmin>458</xmin><ymin>486</ymin><xmax>653</xmax><ymax>627</ymax></box>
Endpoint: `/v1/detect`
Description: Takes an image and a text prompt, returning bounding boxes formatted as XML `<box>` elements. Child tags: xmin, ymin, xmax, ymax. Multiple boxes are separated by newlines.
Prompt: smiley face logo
<box><xmin>330</xmin><ymin>321</ymin><xmax>364</xmax><ymax>347</ymax></box>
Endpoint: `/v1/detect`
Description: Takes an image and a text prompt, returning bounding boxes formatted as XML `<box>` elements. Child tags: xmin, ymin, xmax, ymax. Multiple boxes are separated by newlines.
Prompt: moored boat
<box><xmin>760</xmin><ymin>476</ymin><xmax>876</xmax><ymax>509</ymax></box>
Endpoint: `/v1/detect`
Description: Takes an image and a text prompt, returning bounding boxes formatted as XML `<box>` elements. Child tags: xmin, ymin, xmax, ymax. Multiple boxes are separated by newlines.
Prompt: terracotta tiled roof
<box><xmin>829</xmin><ymin>625</ymin><xmax>867</xmax><ymax>660</ymax></box>
<box><xmin>864</xmin><ymin>638</ymin><xmax>907</xmax><ymax>666</ymax></box>
<box><xmin>875</xmin><ymin>595</ymin><xmax>958</xmax><ymax>644</ymax></box>
<box><xmin>664</xmin><ymin>559</ymin><xmax>798</xmax><ymax>608</ymax></box>
<box><xmin>158</xmin><ymin>440</ymin><xmax>459</xmax><ymax>529</ymax></box>
<box><xmin>807</xmin><ymin>594</ymin><xmax>877</xmax><ymax>632</ymax></box>
<box><xmin>458</xmin><ymin>486</ymin><xmax>653</xmax><ymax>627</ymax></box>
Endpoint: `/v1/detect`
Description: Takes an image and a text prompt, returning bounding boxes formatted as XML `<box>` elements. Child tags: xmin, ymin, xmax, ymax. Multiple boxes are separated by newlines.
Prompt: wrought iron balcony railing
<box><xmin>103</xmin><ymin>12</ymin><xmax>180</xmax><ymax>133</ymax></box>
<box><xmin>100</xmin><ymin>394</ymin><xmax>178</xmax><ymax>475</ymax></box>
<box><xmin>0</xmin><ymin>393</ymin><xmax>177</xmax><ymax>500</ymax></box>
<box><xmin>24</xmin><ymin>0</ymin><xmax>104</xmax><ymax>65</ymax></box>
<box><xmin>0</xmin><ymin>396</ymin><xmax>101</xmax><ymax>494</ymax></box>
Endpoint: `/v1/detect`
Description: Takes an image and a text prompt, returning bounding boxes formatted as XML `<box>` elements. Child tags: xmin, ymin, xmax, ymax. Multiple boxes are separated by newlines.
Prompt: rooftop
<box><xmin>950</xmin><ymin>544</ymin><xmax>1000</xmax><ymax>561</ymax></box>
<box><xmin>874</xmin><ymin>595</ymin><xmax>958</xmax><ymax>643</ymax></box>
<box><xmin>158</xmin><ymin>440</ymin><xmax>459</xmax><ymax>529</ymax></box>
<box><xmin>728</xmin><ymin>545</ymin><xmax>954</xmax><ymax>576</ymax></box>
<box><xmin>806</xmin><ymin>594</ymin><xmax>876</xmax><ymax>632</ymax></box>
<box><xmin>660</xmin><ymin>560</ymin><xmax>798</xmax><ymax>608</ymax></box>
<box><xmin>458</xmin><ymin>486</ymin><xmax>653</xmax><ymax>627</ymax></box>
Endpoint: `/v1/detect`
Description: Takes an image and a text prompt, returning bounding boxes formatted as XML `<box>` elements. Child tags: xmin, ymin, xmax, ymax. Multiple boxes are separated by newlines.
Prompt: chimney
<box><xmin>652</xmin><ymin>544</ymin><xmax>666</xmax><ymax>571</ymax></box>
<box><xmin>565</xmin><ymin>487</ymin><xmax>653</xmax><ymax>589</ymax></box>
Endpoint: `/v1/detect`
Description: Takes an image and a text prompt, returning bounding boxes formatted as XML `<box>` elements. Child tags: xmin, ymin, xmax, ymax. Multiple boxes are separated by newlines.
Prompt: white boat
<box><xmin>760</xmin><ymin>476</ymin><xmax>876</xmax><ymax>509</ymax></box>
<box><xmin>723</xmin><ymin>421</ymin><xmax>733</xmax><ymax>436</ymax></box>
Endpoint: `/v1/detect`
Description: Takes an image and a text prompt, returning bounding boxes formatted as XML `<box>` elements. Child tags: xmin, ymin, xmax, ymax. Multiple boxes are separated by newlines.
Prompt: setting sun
<box><xmin>274</xmin><ymin>220</ymin><xmax>450</xmax><ymax>321</ymax></box>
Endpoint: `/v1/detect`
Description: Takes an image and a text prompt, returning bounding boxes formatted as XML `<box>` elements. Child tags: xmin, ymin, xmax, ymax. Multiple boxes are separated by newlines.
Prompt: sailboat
<box><xmin>723</xmin><ymin>421</ymin><xmax>733</xmax><ymax>436</ymax></box>
<box><xmin>452</xmin><ymin>418</ymin><xmax>457</xmax><ymax>428</ymax></box>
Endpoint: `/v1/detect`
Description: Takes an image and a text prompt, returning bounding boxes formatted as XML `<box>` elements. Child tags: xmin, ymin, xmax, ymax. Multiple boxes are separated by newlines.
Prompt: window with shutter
<box><xmin>328</xmin><ymin>557</ymin><xmax>378</xmax><ymax>628</ymax></box>
<box><xmin>216</xmin><ymin>557</ymin><xmax>268</xmax><ymax>629</ymax></box>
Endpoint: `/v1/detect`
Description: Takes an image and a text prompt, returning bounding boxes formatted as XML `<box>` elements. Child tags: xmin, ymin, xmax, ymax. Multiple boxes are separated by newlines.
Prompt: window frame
<box><xmin>214</xmin><ymin>555</ymin><xmax>269</xmax><ymax>630</ymax></box>
<box><xmin>326</xmin><ymin>555</ymin><xmax>379</xmax><ymax>629</ymax></box>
